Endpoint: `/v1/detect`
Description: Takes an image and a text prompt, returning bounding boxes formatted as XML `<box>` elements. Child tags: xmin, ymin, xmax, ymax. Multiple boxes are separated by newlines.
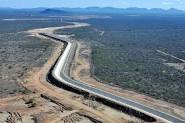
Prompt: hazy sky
<box><xmin>1</xmin><ymin>0</ymin><xmax>185</xmax><ymax>10</ymax></box>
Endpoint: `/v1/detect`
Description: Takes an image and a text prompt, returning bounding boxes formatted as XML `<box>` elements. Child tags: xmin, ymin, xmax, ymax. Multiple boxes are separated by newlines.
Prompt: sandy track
<box><xmin>157</xmin><ymin>50</ymin><xmax>185</xmax><ymax>63</ymax></box>
<box><xmin>26</xmin><ymin>22</ymin><xmax>90</xmax><ymax>35</ymax></box>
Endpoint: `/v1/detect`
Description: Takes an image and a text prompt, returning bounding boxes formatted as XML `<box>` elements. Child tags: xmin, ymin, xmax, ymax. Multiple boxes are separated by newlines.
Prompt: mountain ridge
<box><xmin>0</xmin><ymin>7</ymin><xmax>185</xmax><ymax>15</ymax></box>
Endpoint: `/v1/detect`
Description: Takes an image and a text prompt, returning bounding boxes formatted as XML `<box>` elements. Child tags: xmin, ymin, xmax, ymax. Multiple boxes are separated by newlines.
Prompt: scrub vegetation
<box><xmin>55</xmin><ymin>14</ymin><xmax>185</xmax><ymax>107</ymax></box>
<box><xmin>0</xmin><ymin>15</ymin><xmax>67</xmax><ymax>97</ymax></box>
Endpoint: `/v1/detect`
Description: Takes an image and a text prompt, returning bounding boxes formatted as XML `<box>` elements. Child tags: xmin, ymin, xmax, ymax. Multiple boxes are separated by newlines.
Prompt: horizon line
<box><xmin>0</xmin><ymin>6</ymin><xmax>184</xmax><ymax>11</ymax></box>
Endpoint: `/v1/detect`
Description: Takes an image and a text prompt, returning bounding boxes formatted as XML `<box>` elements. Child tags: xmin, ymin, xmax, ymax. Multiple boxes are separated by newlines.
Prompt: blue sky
<box><xmin>1</xmin><ymin>0</ymin><xmax>185</xmax><ymax>10</ymax></box>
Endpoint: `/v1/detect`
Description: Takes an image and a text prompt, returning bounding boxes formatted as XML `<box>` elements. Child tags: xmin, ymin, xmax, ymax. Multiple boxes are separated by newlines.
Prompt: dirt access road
<box><xmin>0</xmin><ymin>22</ymin><xmax>140</xmax><ymax>123</ymax></box>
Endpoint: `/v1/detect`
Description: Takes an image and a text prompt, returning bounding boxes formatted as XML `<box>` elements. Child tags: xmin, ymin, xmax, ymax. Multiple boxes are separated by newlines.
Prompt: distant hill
<box><xmin>0</xmin><ymin>7</ymin><xmax>184</xmax><ymax>15</ymax></box>
<box><xmin>40</xmin><ymin>9</ymin><xmax>68</xmax><ymax>14</ymax></box>
<box><xmin>61</xmin><ymin>7</ymin><xmax>185</xmax><ymax>14</ymax></box>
